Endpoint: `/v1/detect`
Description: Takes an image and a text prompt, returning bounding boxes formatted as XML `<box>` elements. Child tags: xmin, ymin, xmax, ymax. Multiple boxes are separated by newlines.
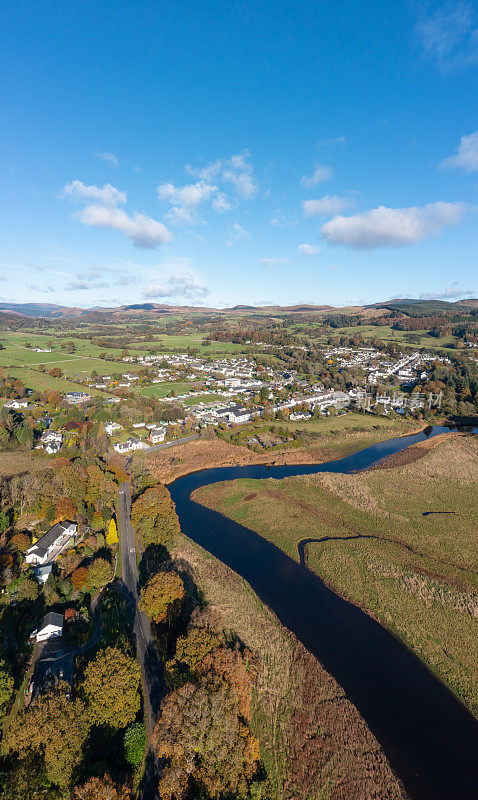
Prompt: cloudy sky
<box><xmin>1</xmin><ymin>1</ymin><xmax>477</xmax><ymax>308</ymax></box>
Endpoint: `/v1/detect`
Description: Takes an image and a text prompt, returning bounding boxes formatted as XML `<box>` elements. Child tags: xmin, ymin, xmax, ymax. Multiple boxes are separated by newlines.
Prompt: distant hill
<box><xmin>0</xmin><ymin>302</ymin><xmax>85</xmax><ymax>319</ymax></box>
<box><xmin>0</xmin><ymin>297</ymin><xmax>475</xmax><ymax>320</ymax></box>
<box><xmin>368</xmin><ymin>298</ymin><xmax>477</xmax><ymax>317</ymax></box>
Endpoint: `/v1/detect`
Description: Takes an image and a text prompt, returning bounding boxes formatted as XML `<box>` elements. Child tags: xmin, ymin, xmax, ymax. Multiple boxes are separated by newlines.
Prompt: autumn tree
<box><xmin>71</xmin><ymin>566</ymin><xmax>88</xmax><ymax>591</ymax></box>
<box><xmin>152</xmin><ymin>648</ymin><xmax>261</xmax><ymax>800</ymax></box>
<box><xmin>106</xmin><ymin>517</ymin><xmax>119</xmax><ymax>545</ymax></box>
<box><xmin>81</xmin><ymin>646</ymin><xmax>141</xmax><ymax>729</ymax></box>
<box><xmin>49</xmin><ymin>367</ymin><xmax>62</xmax><ymax>378</ymax></box>
<box><xmin>166</xmin><ymin>626</ymin><xmax>220</xmax><ymax>687</ymax></box>
<box><xmin>73</xmin><ymin>776</ymin><xmax>131</xmax><ymax>800</ymax></box>
<box><xmin>139</xmin><ymin>570</ymin><xmax>185</xmax><ymax>624</ymax></box>
<box><xmin>131</xmin><ymin>485</ymin><xmax>180</xmax><ymax>548</ymax></box>
<box><xmin>87</xmin><ymin>557</ymin><xmax>112</xmax><ymax>591</ymax></box>
<box><xmin>2</xmin><ymin>682</ymin><xmax>89</xmax><ymax>787</ymax></box>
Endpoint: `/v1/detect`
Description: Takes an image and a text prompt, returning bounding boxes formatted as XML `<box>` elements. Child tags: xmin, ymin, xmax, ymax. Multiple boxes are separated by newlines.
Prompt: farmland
<box><xmin>193</xmin><ymin>432</ymin><xmax>478</xmax><ymax>717</ymax></box>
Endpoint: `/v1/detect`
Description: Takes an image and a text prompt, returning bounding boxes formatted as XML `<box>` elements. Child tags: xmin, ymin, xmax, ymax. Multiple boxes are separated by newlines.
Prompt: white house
<box><xmin>4</xmin><ymin>399</ymin><xmax>29</xmax><ymax>410</ymax></box>
<box><xmin>105</xmin><ymin>421</ymin><xmax>123</xmax><ymax>435</ymax></box>
<box><xmin>25</xmin><ymin>521</ymin><xmax>77</xmax><ymax>566</ymax></box>
<box><xmin>40</xmin><ymin>430</ymin><xmax>63</xmax><ymax>454</ymax></box>
<box><xmin>113</xmin><ymin>437</ymin><xmax>148</xmax><ymax>454</ymax></box>
<box><xmin>33</xmin><ymin>563</ymin><xmax>52</xmax><ymax>585</ymax></box>
<box><xmin>30</xmin><ymin>612</ymin><xmax>63</xmax><ymax>643</ymax></box>
<box><xmin>228</xmin><ymin>406</ymin><xmax>261</xmax><ymax>424</ymax></box>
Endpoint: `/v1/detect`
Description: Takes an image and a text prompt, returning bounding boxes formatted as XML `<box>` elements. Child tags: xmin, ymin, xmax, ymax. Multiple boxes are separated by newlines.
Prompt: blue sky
<box><xmin>1</xmin><ymin>0</ymin><xmax>477</xmax><ymax>309</ymax></box>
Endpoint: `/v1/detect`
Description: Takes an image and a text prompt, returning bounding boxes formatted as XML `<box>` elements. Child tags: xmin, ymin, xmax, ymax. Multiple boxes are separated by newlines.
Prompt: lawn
<box><xmin>305</xmin><ymin>324</ymin><xmax>456</xmax><ymax>349</ymax></box>
<box><xmin>3</xmin><ymin>366</ymin><xmax>105</xmax><ymax>396</ymax></box>
<box><xmin>266</xmin><ymin>411</ymin><xmax>409</xmax><ymax>434</ymax></box>
<box><xmin>136</xmin><ymin>381</ymin><xmax>196</xmax><ymax>398</ymax></box>
<box><xmin>194</xmin><ymin>433</ymin><xmax>478</xmax><ymax>717</ymax></box>
<box><xmin>183</xmin><ymin>393</ymin><xmax>227</xmax><ymax>405</ymax></box>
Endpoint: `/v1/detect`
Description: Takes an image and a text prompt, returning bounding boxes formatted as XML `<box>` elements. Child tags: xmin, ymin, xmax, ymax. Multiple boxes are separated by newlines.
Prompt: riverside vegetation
<box><xmin>194</xmin><ymin>432</ymin><xmax>478</xmax><ymax>718</ymax></box>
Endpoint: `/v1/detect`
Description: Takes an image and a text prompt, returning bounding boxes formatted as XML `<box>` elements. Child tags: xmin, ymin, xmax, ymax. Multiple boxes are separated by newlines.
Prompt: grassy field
<box><xmin>136</xmin><ymin>380</ymin><xmax>197</xmax><ymax>398</ymax></box>
<box><xmin>2</xmin><ymin>366</ymin><xmax>105</xmax><ymax>396</ymax></box>
<box><xmin>304</xmin><ymin>324</ymin><xmax>456</xmax><ymax>349</ymax></box>
<box><xmin>182</xmin><ymin>392</ymin><xmax>226</xmax><ymax>405</ymax></box>
<box><xmin>265</xmin><ymin>411</ymin><xmax>410</xmax><ymax>434</ymax></box>
<box><xmin>194</xmin><ymin>433</ymin><xmax>478</xmax><ymax>717</ymax></box>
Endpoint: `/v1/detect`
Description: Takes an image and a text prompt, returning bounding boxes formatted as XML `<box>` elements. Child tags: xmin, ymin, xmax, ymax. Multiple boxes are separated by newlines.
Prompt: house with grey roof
<box><xmin>25</xmin><ymin>521</ymin><xmax>77</xmax><ymax>566</ymax></box>
<box><xmin>30</xmin><ymin>611</ymin><xmax>64</xmax><ymax>643</ymax></box>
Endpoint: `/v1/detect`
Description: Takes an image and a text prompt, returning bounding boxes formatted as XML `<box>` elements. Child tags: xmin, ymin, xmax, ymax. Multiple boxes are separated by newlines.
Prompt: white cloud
<box><xmin>298</xmin><ymin>243</ymin><xmax>320</xmax><ymax>255</ymax></box>
<box><xmin>317</xmin><ymin>136</ymin><xmax>346</xmax><ymax>148</ymax></box>
<box><xmin>28</xmin><ymin>283</ymin><xmax>55</xmax><ymax>293</ymax></box>
<box><xmin>212</xmin><ymin>192</ymin><xmax>232</xmax><ymax>212</ymax></box>
<box><xmin>76</xmin><ymin>205</ymin><xmax>172</xmax><ymax>249</ymax></box>
<box><xmin>142</xmin><ymin>266</ymin><xmax>209</xmax><ymax>300</ymax></box>
<box><xmin>96</xmin><ymin>152</ymin><xmax>119</xmax><ymax>166</ymax></box>
<box><xmin>186</xmin><ymin>150</ymin><xmax>257</xmax><ymax>201</ymax></box>
<box><xmin>321</xmin><ymin>202</ymin><xmax>466</xmax><ymax>248</ymax></box>
<box><xmin>61</xmin><ymin>180</ymin><xmax>126</xmax><ymax>206</ymax></box>
<box><xmin>222</xmin><ymin>168</ymin><xmax>256</xmax><ymax>199</ymax></box>
<box><xmin>158</xmin><ymin>179</ymin><xmax>222</xmax><ymax>224</ymax></box>
<box><xmin>158</xmin><ymin>180</ymin><xmax>217</xmax><ymax>208</ymax></box>
<box><xmin>441</xmin><ymin>131</ymin><xmax>478</xmax><ymax>173</ymax></box>
<box><xmin>301</xmin><ymin>164</ymin><xmax>333</xmax><ymax>187</ymax></box>
<box><xmin>227</xmin><ymin>223</ymin><xmax>250</xmax><ymax>246</ymax></box>
<box><xmin>415</xmin><ymin>1</ymin><xmax>478</xmax><ymax>70</ymax></box>
<box><xmin>303</xmin><ymin>194</ymin><xmax>354</xmax><ymax>217</ymax></box>
<box><xmin>419</xmin><ymin>283</ymin><xmax>473</xmax><ymax>300</ymax></box>
<box><xmin>259</xmin><ymin>257</ymin><xmax>288</xmax><ymax>267</ymax></box>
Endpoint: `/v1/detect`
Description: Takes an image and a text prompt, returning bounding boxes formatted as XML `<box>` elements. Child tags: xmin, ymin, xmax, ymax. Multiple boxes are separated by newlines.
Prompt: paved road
<box><xmin>118</xmin><ymin>481</ymin><xmax>164</xmax><ymax>799</ymax></box>
<box><xmin>144</xmin><ymin>433</ymin><xmax>199</xmax><ymax>454</ymax></box>
<box><xmin>118</xmin><ymin>482</ymin><xmax>165</xmax><ymax>734</ymax></box>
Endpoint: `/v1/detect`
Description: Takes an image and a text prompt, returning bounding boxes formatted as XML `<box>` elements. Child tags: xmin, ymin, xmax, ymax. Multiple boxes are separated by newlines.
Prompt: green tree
<box><xmin>123</xmin><ymin>722</ymin><xmax>146</xmax><ymax>766</ymax></box>
<box><xmin>0</xmin><ymin>657</ymin><xmax>14</xmax><ymax>719</ymax></box>
<box><xmin>87</xmin><ymin>557</ymin><xmax>112</xmax><ymax>591</ymax></box>
<box><xmin>81</xmin><ymin>646</ymin><xmax>141</xmax><ymax>729</ymax></box>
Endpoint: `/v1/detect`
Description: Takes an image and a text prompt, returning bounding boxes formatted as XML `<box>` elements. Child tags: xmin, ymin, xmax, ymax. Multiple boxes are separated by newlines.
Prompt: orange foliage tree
<box><xmin>152</xmin><ymin>644</ymin><xmax>261</xmax><ymax>800</ymax></box>
<box><xmin>73</xmin><ymin>776</ymin><xmax>131</xmax><ymax>800</ymax></box>
<box><xmin>139</xmin><ymin>570</ymin><xmax>185</xmax><ymax>624</ymax></box>
<box><xmin>71</xmin><ymin>566</ymin><xmax>88</xmax><ymax>590</ymax></box>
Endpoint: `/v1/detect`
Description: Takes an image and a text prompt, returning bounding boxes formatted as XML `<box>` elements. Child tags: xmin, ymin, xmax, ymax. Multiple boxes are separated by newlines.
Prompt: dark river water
<box><xmin>169</xmin><ymin>426</ymin><xmax>478</xmax><ymax>800</ymax></box>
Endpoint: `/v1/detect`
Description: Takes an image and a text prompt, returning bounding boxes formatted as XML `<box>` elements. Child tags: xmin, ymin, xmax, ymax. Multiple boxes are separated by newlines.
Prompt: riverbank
<box><xmin>171</xmin><ymin>533</ymin><xmax>408</xmax><ymax>800</ymax></box>
<box><xmin>146</xmin><ymin>415</ymin><xmax>423</xmax><ymax>483</ymax></box>
<box><xmin>193</xmin><ymin>432</ymin><xmax>478</xmax><ymax>718</ymax></box>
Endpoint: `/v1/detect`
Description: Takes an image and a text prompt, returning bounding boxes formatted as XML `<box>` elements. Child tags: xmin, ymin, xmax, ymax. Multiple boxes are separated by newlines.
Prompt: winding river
<box><xmin>168</xmin><ymin>426</ymin><xmax>478</xmax><ymax>800</ymax></box>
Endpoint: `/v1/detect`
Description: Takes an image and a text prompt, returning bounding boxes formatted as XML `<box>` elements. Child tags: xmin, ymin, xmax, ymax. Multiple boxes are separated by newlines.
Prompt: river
<box><xmin>168</xmin><ymin>425</ymin><xmax>478</xmax><ymax>800</ymax></box>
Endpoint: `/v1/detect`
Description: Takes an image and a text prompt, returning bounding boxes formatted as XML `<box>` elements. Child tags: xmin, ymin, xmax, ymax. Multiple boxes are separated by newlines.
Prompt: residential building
<box><xmin>64</xmin><ymin>391</ymin><xmax>91</xmax><ymax>405</ymax></box>
<box><xmin>113</xmin><ymin>437</ymin><xmax>148</xmax><ymax>453</ymax></box>
<box><xmin>105</xmin><ymin>421</ymin><xmax>123</xmax><ymax>435</ymax></box>
<box><xmin>149</xmin><ymin>427</ymin><xmax>166</xmax><ymax>444</ymax></box>
<box><xmin>30</xmin><ymin>612</ymin><xmax>63</xmax><ymax>643</ymax></box>
<box><xmin>25</xmin><ymin>521</ymin><xmax>77</xmax><ymax>566</ymax></box>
